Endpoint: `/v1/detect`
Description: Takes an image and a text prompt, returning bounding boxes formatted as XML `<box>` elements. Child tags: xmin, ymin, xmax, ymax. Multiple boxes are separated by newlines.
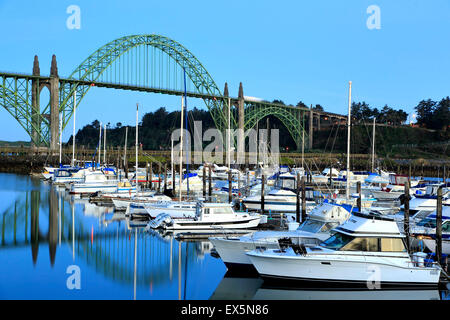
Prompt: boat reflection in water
<box><xmin>210</xmin><ymin>273</ymin><xmax>450</xmax><ymax>300</ymax></box>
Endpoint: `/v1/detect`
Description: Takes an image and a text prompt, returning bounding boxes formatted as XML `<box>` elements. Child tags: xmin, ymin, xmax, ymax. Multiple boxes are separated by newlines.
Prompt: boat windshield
<box><xmin>319</xmin><ymin>232</ymin><xmax>354</xmax><ymax>250</ymax></box>
<box><xmin>299</xmin><ymin>220</ymin><xmax>340</xmax><ymax>233</ymax></box>
<box><xmin>416</xmin><ymin>218</ymin><xmax>437</xmax><ymax>229</ymax></box>
<box><xmin>298</xmin><ymin>219</ymin><xmax>324</xmax><ymax>233</ymax></box>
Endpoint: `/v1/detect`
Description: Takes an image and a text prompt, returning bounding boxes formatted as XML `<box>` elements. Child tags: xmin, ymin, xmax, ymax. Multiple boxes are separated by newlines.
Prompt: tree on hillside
<box><xmin>313</xmin><ymin>104</ymin><xmax>324</xmax><ymax>111</ymax></box>
<box><xmin>432</xmin><ymin>97</ymin><xmax>450</xmax><ymax>130</ymax></box>
<box><xmin>296</xmin><ymin>101</ymin><xmax>307</xmax><ymax>108</ymax></box>
<box><xmin>272</xmin><ymin>99</ymin><xmax>285</xmax><ymax>105</ymax></box>
<box><xmin>415</xmin><ymin>99</ymin><xmax>437</xmax><ymax>129</ymax></box>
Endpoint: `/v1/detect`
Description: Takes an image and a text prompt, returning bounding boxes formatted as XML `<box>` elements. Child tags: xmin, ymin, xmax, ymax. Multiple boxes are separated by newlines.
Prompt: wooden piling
<box><xmin>164</xmin><ymin>163</ymin><xmax>167</xmax><ymax>192</ymax></box>
<box><xmin>261</xmin><ymin>174</ymin><xmax>265</xmax><ymax>214</ymax></box>
<box><xmin>301</xmin><ymin>176</ymin><xmax>307</xmax><ymax>223</ymax></box>
<box><xmin>158</xmin><ymin>163</ymin><xmax>161</xmax><ymax>193</ymax></box>
<box><xmin>357</xmin><ymin>181</ymin><xmax>362</xmax><ymax>212</ymax></box>
<box><xmin>208</xmin><ymin>164</ymin><xmax>212</xmax><ymax>200</ymax></box>
<box><xmin>149</xmin><ymin>162</ymin><xmax>153</xmax><ymax>190</ymax></box>
<box><xmin>228</xmin><ymin>170</ymin><xmax>232</xmax><ymax>203</ymax></box>
<box><xmin>145</xmin><ymin>162</ymin><xmax>149</xmax><ymax>189</ymax></box>
<box><xmin>436</xmin><ymin>186</ymin><xmax>443</xmax><ymax>264</ymax></box>
<box><xmin>172</xmin><ymin>163</ymin><xmax>176</xmax><ymax>196</ymax></box>
<box><xmin>404</xmin><ymin>181</ymin><xmax>410</xmax><ymax>253</ymax></box>
<box><xmin>202</xmin><ymin>165</ymin><xmax>206</xmax><ymax>198</ymax></box>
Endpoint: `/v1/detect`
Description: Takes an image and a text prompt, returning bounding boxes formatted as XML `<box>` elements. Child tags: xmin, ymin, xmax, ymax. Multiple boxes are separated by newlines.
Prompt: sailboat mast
<box><xmin>171</xmin><ymin>138</ymin><xmax>174</xmax><ymax>183</ymax></box>
<box><xmin>227</xmin><ymin>97</ymin><xmax>231</xmax><ymax>170</ymax></box>
<box><xmin>346</xmin><ymin>81</ymin><xmax>352</xmax><ymax>200</ymax></box>
<box><xmin>124</xmin><ymin>126</ymin><xmax>128</xmax><ymax>171</ymax></box>
<box><xmin>98</xmin><ymin>122</ymin><xmax>102</xmax><ymax>166</ymax></box>
<box><xmin>135</xmin><ymin>103</ymin><xmax>139</xmax><ymax>195</ymax></box>
<box><xmin>103</xmin><ymin>124</ymin><xmax>106</xmax><ymax>166</ymax></box>
<box><xmin>179</xmin><ymin>96</ymin><xmax>184</xmax><ymax>201</ymax></box>
<box><xmin>371</xmin><ymin>117</ymin><xmax>376</xmax><ymax>173</ymax></box>
<box><xmin>72</xmin><ymin>91</ymin><xmax>76</xmax><ymax>167</ymax></box>
<box><xmin>59</xmin><ymin>113</ymin><xmax>62</xmax><ymax>166</ymax></box>
<box><xmin>183</xmin><ymin>68</ymin><xmax>189</xmax><ymax>196</ymax></box>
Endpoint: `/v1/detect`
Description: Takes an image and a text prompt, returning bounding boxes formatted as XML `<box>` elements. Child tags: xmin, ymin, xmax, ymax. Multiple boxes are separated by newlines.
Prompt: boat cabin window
<box><xmin>320</xmin><ymin>233</ymin><xmax>354</xmax><ymax>250</ymax></box>
<box><xmin>275</xmin><ymin>177</ymin><xmax>295</xmax><ymax>190</ymax></box>
<box><xmin>416</xmin><ymin>218</ymin><xmax>437</xmax><ymax>229</ymax></box>
<box><xmin>442</xmin><ymin>221</ymin><xmax>450</xmax><ymax>232</ymax></box>
<box><xmin>341</xmin><ymin>237</ymin><xmax>379</xmax><ymax>251</ymax></box>
<box><xmin>210</xmin><ymin>207</ymin><xmax>233</xmax><ymax>214</ymax></box>
<box><xmin>380</xmin><ymin>238</ymin><xmax>406</xmax><ymax>252</ymax></box>
<box><xmin>321</xmin><ymin>234</ymin><xmax>406</xmax><ymax>252</ymax></box>
<box><xmin>320</xmin><ymin>222</ymin><xmax>340</xmax><ymax>233</ymax></box>
<box><xmin>56</xmin><ymin>170</ymin><xmax>71</xmax><ymax>177</ymax></box>
<box><xmin>299</xmin><ymin>219</ymin><xmax>324</xmax><ymax>233</ymax></box>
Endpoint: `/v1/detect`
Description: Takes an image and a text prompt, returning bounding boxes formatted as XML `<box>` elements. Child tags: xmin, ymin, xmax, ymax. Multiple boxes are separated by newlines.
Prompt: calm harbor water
<box><xmin>0</xmin><ymin>172</ymin><xmax>449</xmax><ymax>300</ymax></box>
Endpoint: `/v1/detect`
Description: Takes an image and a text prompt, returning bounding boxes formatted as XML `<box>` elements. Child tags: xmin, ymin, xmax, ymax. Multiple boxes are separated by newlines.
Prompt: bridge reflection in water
<box><xmin>0</xmin><ymin>175</ymin><xmax>218</xmax><ymax>299</ymax></box>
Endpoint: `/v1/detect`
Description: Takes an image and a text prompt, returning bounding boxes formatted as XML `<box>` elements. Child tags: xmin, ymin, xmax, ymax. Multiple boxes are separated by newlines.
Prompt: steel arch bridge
<box><xmin>0</xmin><ymin>34</ymin><xmax>345</xmax><ymax>149</ymax></box>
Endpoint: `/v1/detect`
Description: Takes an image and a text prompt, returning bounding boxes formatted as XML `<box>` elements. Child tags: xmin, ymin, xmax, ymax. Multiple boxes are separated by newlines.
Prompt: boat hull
<box><xmin>247</xmin><ymin>251</ymin><xmax>441</xmax><ymax>288</ymax></box>
<box><xmin>165</xmin><ymin>216</ymin><xmax>261</xmax><ymax>231</ymax></box>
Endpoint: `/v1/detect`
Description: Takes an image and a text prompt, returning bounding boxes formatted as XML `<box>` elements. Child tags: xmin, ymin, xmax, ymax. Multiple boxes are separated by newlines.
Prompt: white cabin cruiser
<box><xmin>209</xmin><ymin>201</ymin><xmax>354</xmax><ymax>272</ymax></box>
<box><xmin>115</xmin><ymin>193</ymin><xmax>172</xmax><ymax>214</ymax></box>
<box><xmin>371</xmin><ymin>174</ymin><xmax>422</xmax><ymax>201</ymax></box>
<box><xmin>148</xmin><ymin>203</ymin><xmax>262</xmax><ymax>231</ymax></box>
<box><xmin>247</xmin><ymin>212</ymin><xmax>442</xmax><ymax>287</ymax></box>
<box><xmin>411</xmin><ymin>208</ymin><xmax>450</xmax><ymax>255</ymax></box>
<box><xmin>390</xmin><ymin>184</ymin><xmax>450</xmax><ymax>227</ymax></box>
<box><xmin>311</xmin><ymin>168</ymin><xmax>340</xmax><ymax>184</ymax></box>
<box><xmin>70</xmin><ymin>171</ymin><xmax>119</xmax><ymax>194</ymax></box>
<box><xmin>243</xmin><ymin>173</ymin><xmax>316</xmax><ymax>214</ymax></box>
<box><xmin>144</xmin><ymin>201</ymin><xmax>197</xmax><ymax>219</ymax></box>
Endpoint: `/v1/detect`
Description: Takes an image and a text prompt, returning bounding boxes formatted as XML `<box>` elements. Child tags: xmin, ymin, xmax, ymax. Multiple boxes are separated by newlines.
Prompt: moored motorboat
<box><xmin>149</xmin><ymin>202</ymin><xmax>262</xmax><ymax>231</ymax></box>
<box><xmin>209</xmin><ymin>200</ymin><xmax>354</xmax><ymax>272</ymax></box>
<box><xmin>247</xmin><ymin>212</ymin><xmax>442</xmax><ymax>287</ymax></box>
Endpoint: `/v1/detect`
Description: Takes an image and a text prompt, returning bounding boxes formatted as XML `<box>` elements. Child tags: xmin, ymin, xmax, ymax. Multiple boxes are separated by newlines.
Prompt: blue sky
<box><xmin>0</xmin><ymin>0</ymin><xmax>449</xmax><ymax>142</ymax></box>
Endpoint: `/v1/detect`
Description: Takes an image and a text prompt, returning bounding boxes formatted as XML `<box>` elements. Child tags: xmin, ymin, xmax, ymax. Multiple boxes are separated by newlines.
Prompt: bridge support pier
<box><xmin>31</xmin><ymin>56</ymin><xmax>40</xmax><ymax>149</ymax></box>
<box><xmin>49</xmin><ymin>55</ymin><xmax>60</xmax><ymax>153</ymax></box>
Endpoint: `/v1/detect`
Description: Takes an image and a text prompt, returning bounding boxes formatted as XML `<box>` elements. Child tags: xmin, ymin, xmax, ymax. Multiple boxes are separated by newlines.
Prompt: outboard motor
<box><xmin>147</xmin><ymin>213</ymin><xmax>173</xmax><ymax>229</ymax></box>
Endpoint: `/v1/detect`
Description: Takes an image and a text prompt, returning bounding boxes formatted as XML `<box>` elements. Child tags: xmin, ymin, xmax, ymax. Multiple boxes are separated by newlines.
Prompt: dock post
<box><xmin>296</xmin><ymin>172</ymin><xmax>301</xmax><ymax>223</ymax></box>
<box><xmin>261</xmin><ymin>174</ymin><xmax>265</xmax><ymax>214</ymax></box>
<box><xmin>404</xmin><ymin>181</ymin><xmax>410</xmax><ymax>253</ymax></box>
<box><xmin>164</xmin><ymin>163</ymin><xmax>167</xmax><ymax>192</ymax></box>
<box><xmin>145</xmin><ymin>162</ymin><xmax>149</xmax><ymax>189</ymax></box>
<box><xmin>228</xmin><ymin>170</ymin><xmax>232</xmax><ymax>203</ymax></box>
<box><xmin>409</xmin><ymin>163</ymin><xmax>412</xmax><ymax>187</ymax></box>
<box><xmin>301</xmin><ymin>176</ymin><xmax>307</xmax><ymax>222</ymax></box>
<box><xmin>208</xmin><ymin>164</ymin><xmax>212</xmax><ymax>200</ymax></box>
<box><xmin>329</xmin><ymin>167</ymin><xmax>332</xmax><ymax>186</ymax></box>
<box><xmin>158</xmin><ymin>163</ymin><xmax>161</xmax><ymax>193</ymax></box>
<box><xmin>172</xmin><ymin>163</ymin><xmax>176</xmax><ymax>196</ymax></box>
<box><xmin>149</xmin><ymin>162</ymin><xmax>153</xmax><ymax>190</ymax></box>
<box><xmin>436</xmin><ymin>186</ymin><xmax>443</xmax><ymax>265</ymax></box>
<box><xmin>357</xmin><ymin>181</ymin><xmax>362</xmax><ymax>212</ymax></box>
<box><xmin>246</xmin><ymin>169</ymin><xmax>250</xmax><ymax>196</ymax></box>
<box><xmin>202</xmin><ymin>165</ymin><xmax>206</xmax><ymax>198</ymax></box>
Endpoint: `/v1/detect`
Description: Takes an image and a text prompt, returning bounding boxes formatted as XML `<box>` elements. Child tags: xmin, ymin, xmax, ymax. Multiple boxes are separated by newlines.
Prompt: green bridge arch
<box><xmin>0</xmin><ymin>34</ymin><xmax>311</xmax><ymax>149</ymax></box>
